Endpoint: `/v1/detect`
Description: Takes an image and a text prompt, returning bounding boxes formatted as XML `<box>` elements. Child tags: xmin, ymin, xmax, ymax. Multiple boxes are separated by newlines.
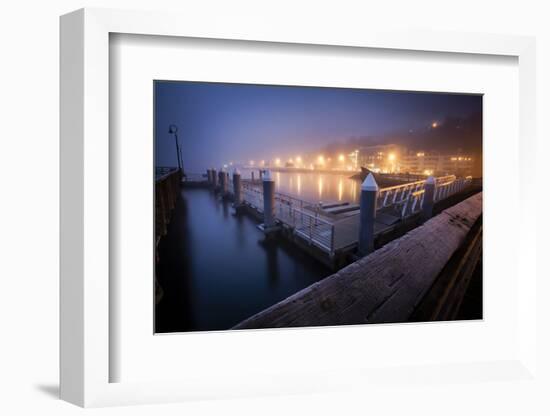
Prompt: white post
<box><xmin>422</xmin><ymin>176</ymin><xmax>436</xmax><ymax>221</ymax></box>
<box><xmin>358</xmin><ymin>173</ymin><xmax>379</xmax><ymax>257</ymax></box>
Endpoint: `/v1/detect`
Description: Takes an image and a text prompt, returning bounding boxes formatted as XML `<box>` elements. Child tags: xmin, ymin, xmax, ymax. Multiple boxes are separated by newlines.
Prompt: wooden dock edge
<box><xmin>233</xmin><ymin>192</ymin><xmax>483</xmax><ymax>329</ymax></box>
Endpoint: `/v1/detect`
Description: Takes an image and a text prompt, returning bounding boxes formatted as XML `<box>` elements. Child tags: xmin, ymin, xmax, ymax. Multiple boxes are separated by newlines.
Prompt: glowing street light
<box><xmin>338</xmin><ymin>154</ymin><xmax>345</xmax><ymax>162</ymax></box>
<box><xmin>432</xmin><ymin>122</ymin><xmax>438</xmax><ymax>128</ymax></box>
<box><xmin>317</xmin><ymin>155</ymin><xmax>325</xmax><ymax>165</ymax></box>
<box><xmin>388</xmin><ymin>153</ymin><xmax>396</xmax><ymax>161</ymax></box>
<box><xmin>275</xmin><ymin>158</ymin><xmax>281</xmax><ymax>166</ymax></box>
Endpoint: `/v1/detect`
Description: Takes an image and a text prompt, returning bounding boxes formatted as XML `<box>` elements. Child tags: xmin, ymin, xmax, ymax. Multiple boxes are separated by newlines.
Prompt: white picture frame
<box><xmin>60</xmin><ymin>8</ymin><xmax>538</xmax><ymax>407</ymax></box>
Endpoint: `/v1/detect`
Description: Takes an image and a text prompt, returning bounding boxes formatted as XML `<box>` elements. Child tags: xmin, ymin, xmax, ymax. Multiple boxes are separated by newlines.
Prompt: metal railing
<box><xmin>377</xmin><ymin>179</ymin><xmax>427</xmax><ymax>211</ymax></box>
<box><xmin>239</xmin><ymin>182</ymin><xmax>333</xmax><ymax>251</ymax></box>
<box><xmin>275</xmin><ymin>199</ymin><xmax>334</xmax><ymax>253</ymax></box>
<box><xmin>434</xmin><ymin>176</ymin><xmax>472</xmax><ymax>202</ymax></box>
<box><xmin>375</xmin><ymin>175</ymin><xmax>471</xmax><ymax>219</ymax></box>
<box><xmin>241</xmin><ymin>182</ymin><xmax>264</xmax><ymax>211</ymax></box>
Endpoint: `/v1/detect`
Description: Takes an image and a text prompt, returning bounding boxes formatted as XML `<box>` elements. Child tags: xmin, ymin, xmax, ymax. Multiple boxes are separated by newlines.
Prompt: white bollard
<box><xmin>358</xmin><ymin>173</ymin><xmax>379</xmax><ymax>256</ymax></box>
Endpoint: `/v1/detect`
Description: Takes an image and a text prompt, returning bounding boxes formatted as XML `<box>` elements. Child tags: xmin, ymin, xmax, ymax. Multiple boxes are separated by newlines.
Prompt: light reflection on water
<box><xmin>242</xmin><ymin>168</ymin><xmax>361</xmax><ymax>204</ymax></box>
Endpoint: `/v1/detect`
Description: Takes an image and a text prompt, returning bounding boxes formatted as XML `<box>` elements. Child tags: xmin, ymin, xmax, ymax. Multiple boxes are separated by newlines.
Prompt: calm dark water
<box><xmin>155</xmin><ymin>187</ymin><xmax>332</xmax><ymax>333</ymax></box>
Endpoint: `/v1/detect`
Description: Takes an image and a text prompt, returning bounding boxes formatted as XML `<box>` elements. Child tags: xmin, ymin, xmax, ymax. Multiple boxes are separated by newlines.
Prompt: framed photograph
<box><xmin>60</xmin><ymin>8</ymin><xmax>538</xmax><ymax>407</ymax></box>
<box><xmin>153</xmin><ymin>80</ymin><xmax>483</xmax><ymax>334</ymax></box>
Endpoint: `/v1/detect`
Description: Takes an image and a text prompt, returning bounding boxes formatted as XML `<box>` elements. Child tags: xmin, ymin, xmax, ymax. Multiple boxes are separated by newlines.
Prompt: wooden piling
<box><xmin>262</xmin><ymin>170</ymin><xmax>275</xmax><ymax>228</ymax></box>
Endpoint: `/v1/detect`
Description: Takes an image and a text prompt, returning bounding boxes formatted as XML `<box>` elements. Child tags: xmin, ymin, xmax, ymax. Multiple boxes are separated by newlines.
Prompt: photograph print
<box><xmin>154</xmin><ymin>81</ymin><xmax>482</xmax><ymax>333</ymax></box>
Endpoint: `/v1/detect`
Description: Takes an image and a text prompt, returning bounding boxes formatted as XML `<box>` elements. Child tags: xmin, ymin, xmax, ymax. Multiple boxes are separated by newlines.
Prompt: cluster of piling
<box><xmin>206</xmin><ymin>167</ymin><xmax>276</xmax><ymax>228</ymax></box>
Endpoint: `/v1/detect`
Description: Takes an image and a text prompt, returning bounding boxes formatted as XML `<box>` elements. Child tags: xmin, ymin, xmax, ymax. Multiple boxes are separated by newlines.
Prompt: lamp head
<box><xmin>168</xmin><ymin>124</ymin><xmax>178</xmax><ymax>134</ymax></box>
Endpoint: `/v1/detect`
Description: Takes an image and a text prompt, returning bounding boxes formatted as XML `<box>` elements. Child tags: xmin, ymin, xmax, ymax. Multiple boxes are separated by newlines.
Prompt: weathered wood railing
<box><xmin>233</xmin><ymin>192</ymin><xmax>482</xmax><ymax>329</ymax></box>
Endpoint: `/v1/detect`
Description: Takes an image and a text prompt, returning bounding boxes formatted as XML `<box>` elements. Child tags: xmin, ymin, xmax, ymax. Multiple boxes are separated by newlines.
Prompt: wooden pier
<box><xmin>233</xmin><ymin>192</ymin><xmax>483</xmax><ymax>329</ymax></box>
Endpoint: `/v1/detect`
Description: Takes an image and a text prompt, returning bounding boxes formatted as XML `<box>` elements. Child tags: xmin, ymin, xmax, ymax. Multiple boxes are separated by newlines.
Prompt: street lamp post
<box><xmin>168</xmin><ymin>124</ymin><xmax>182</xmax><ymax>172</ymax></box>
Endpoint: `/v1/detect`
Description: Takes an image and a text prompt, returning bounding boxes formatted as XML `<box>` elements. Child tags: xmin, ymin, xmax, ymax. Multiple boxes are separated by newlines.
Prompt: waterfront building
<box><xmin>399</xmin><ymin>151</ymin><xmax>474</xmax><ymax>176</ymax></box>
<box><xmin>357</xmin><ymin>144</ymin><xmax>404</xmax><ymax>173</ymax></box>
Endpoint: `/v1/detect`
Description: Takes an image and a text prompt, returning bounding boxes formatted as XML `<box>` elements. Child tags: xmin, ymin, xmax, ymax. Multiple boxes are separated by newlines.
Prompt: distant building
<box><xmin>357</xmin><ymin>144</ymin><xmax>403</xmax><ymax>173</ymax></box>
<box><xmin>399</xmin><ymin>152</ymin><xmax>474</xmax><ymax>176</ymax></box>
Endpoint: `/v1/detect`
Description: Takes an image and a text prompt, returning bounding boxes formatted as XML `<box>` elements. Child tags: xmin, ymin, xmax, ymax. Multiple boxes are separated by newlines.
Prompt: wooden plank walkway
<box><xmin>233</xmin><ymin>192</ymin><xmax>482</xmax><ymax>329</ymax></box>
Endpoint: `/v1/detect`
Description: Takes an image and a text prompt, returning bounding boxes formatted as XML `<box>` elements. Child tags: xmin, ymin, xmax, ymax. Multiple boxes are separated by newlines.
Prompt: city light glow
<box><xmin>338</xmin><ymin>154</ymin><xmax>345</xmax><ymax>162</ymax></box>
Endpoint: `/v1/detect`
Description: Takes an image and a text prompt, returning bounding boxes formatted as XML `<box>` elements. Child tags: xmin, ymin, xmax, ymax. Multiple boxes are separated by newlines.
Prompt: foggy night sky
<box><xmin>155</xmin><ymin>81</ymin><xmax>482</xmax><ymax>172</ymax></box>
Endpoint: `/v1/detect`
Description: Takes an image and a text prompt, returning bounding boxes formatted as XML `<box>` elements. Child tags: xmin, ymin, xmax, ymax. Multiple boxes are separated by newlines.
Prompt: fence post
<box><xmin>251</xmin><ymin>171</ymin><xmax>255</xmax><ymax>182</ymax></box>
<box><xmin>211</xmin><ymin>168</ymin><xmax>218</xmax><ymax>188</ymax></box>
<box><xmin>206</xmin><ymin>169</ymin><xmax>211</xmax><ymax>184</ymax></box>
<box><xmin>422</xmin><ymin>175</ymin><xmax>436</xmax><ymax>221</ymax></box>
<box><xmin>259</xmin><ymin>169</ymin><xmax>263</xmax><ymax>181</ymax></box>
<box><xmin>262</xmin><ymin>170</ymin><xmax>275</xmax><ymax>228</ymax></box>
<box><xmin>233</xmin><ymin>169</ymin><xmax>242</xmax><ymax>206</ymax></box>
<box><xmin>358</xmin><ymin>173</ymin><xmax>379</xmax><ymax>257</ymax></box>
